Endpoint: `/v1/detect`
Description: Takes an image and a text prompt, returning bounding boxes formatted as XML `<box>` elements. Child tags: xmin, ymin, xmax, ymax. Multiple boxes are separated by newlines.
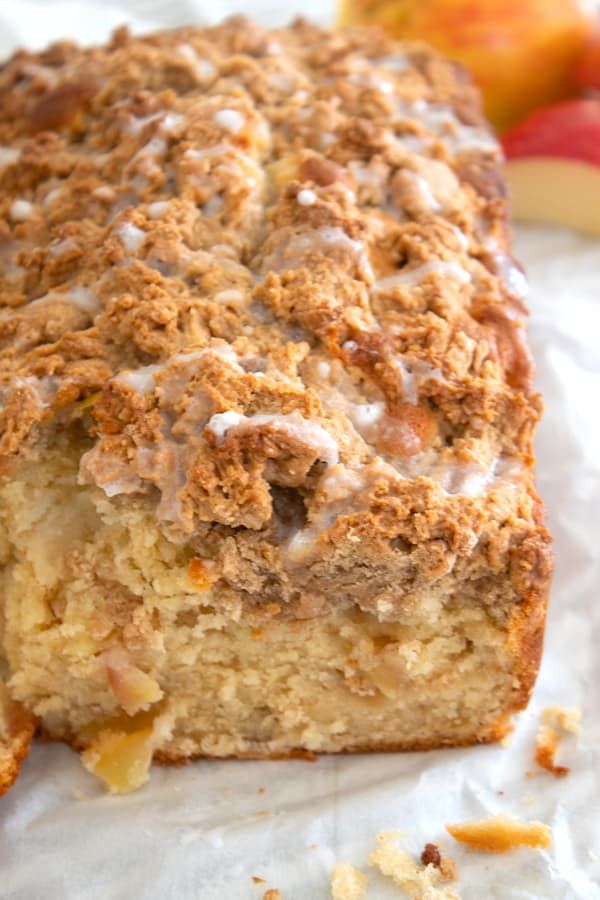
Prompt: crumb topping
<box><xmin>0</xmin><ymin>17</ymin><xmax>545</xmax><ymax>576</ymax></box>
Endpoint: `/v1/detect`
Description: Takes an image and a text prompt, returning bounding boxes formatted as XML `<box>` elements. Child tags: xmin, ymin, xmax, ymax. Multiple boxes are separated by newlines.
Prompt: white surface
<box><xmin>1</xmin><ymin>2</ymin><xmax>600</xmax><ymax>898</ymax></box>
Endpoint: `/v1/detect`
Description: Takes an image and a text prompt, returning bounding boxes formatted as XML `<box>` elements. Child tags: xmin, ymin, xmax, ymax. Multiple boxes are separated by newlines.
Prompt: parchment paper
<box><xmin>1</xmin><ymin>2</ymin><xmax>599</xmax><ymax>897</ymax></box>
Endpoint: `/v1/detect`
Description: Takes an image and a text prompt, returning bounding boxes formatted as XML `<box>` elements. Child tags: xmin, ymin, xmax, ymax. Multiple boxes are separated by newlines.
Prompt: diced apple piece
<box><xmin>502</xmin><ymin>99</ymin><xmax>600</xmax><ymax>166</ymax></box>
<box><xmin>503</xmin><ymin>99</ymin><xmax>600</xmax><ymax>235</ymax></box>
<box><xmin>104</xmin><ymin>646</ymin><xmax>163</xmax><ymax>716</ymax></box>
<box><xmin>81</xmin><ymin>727</ymin><xmax>154</xmax><ymax>794</ymax></box>
<box><xmin>187</xmin><ymin>557</ymin><xmax>215</xmax><ymax>590</ymax></box>
<box><xmin>506</xmin><ymin>158</ymin><xmax>600</xmax><ymax>235</ymax></box>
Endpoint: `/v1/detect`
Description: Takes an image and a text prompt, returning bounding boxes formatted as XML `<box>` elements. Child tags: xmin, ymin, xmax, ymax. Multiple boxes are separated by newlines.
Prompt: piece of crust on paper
<box><xmin>368</xmin><ymin>833</ymin><xmax>459</xmax><ymax>899</ymax></box>
<box><xmin>534</xmin><ymin>705</ymin><xmax>581</xmax><ymax>777</ymax></box>
<box><xmin>0</xmin><ymin>681</ymin><xmax>35</xmax><ymax>796</ymax></box>
<box><xmin>446</xmin><ymin>815</ymin><xmax>551</xmax><ymax>853</ymax></box>
<box><xmin>331</xmin><ymin>863</ymin><xmax>368</xmax><ymax>900</ymax></box>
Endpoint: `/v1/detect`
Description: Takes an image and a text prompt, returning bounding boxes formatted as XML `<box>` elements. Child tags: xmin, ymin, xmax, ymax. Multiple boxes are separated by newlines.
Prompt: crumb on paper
<box><xmin>543</xmin><ymin>706</ymin><xmax>581</xmax><ymax>735</ymax></box>
<box><xmin>330</xmin><ymin>862</ymin><xmax>368</xmax><ymax>900</ymax></box>
<box><xmin>446</xmin><ymin>814</ymin><xmax>551</xmax><ymax>853</ymax></box>
<box><xmin>252</xmin><ymin>875</ymin><xmax>267</xmax><ymax>884</ymax></box>
<box><xmin>535</xmin><ymin>706</ymin><xmax>581</xmax><ymax>778</ymax></box>
<box><xmin>368</xmin><ymin>832</ymin><xmax>460</xmax><ymax>899</ymax></box>
<box><xmin>71</xmin><ymin>788</ymin><xmax>88</xmax><ymax>801</ymax></box>
<box><xmin>263</xmin><ymin>891</ymin><xmax>282</xmax><ymax>900</ymax></box>
<box><xmin>588</xmin><ymin>849</ymin><xmax>598</xmax><ymax>862</ymax></box>
<box><xmin>258</xmin><ymin>785</ymin><xmax>266</xmax><ymax>794</ymax></box>
<box><xmin>420</xmin><ymin>843</ymin><xmax>458</xmax><ymax>882</ymax></box>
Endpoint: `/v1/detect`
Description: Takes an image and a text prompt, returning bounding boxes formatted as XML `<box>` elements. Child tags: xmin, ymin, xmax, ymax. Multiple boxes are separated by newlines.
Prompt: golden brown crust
<box><xmin>0</xmin><ymin>687</ymin><xmax>35</xmax><ymax>796</ymax></box>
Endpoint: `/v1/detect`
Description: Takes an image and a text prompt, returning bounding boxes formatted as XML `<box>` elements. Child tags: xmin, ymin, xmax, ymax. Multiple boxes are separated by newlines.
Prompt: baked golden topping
<box><xmin>0</xmin><ymin>16</ymin><xmax>540</xmax><ymax>550</ymax></box>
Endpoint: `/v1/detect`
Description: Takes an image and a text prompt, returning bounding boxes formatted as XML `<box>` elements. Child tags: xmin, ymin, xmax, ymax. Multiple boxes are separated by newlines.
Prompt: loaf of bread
<box><xmin>0</xmin><ymin>17</ymin><xmax>552</xmax><ymax>794</ymax></box>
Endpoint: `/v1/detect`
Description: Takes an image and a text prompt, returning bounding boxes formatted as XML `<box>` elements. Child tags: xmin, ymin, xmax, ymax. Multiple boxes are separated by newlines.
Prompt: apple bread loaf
<box><xmin>0</xmin><ymin>17</ymin><xmax>552</xmax><ymax>794</ymax></box>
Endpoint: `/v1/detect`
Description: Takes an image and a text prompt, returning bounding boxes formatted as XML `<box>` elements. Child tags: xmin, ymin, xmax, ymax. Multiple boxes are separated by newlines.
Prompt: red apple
<box><xmin>573</xmin><ymin>36</ymin><xmax>600</xmax><ymax>91</ymax></box>
<box><xmin>502</xmin><ymin>99</ymin><xmax>600</xmax><ymax>234</ymax></box>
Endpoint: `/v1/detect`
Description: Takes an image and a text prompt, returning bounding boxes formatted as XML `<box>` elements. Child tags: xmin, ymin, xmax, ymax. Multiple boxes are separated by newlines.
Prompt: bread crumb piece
<box><xmin>543</xmin><ymin>706</ymin><xmax>581</xmax><ymax>735</ymax></box>
<box><xmin>420</xmin><ymin>844</ymin><xmax>458</xmax><ymax>882</ymax></box>
<box><xmin>446</xmin><ymin>815</ymin><xmax>551</xmax><ymax>853</ymax></box>
<box><xmin>330</xmin><ymin>862</ymin><xmax>368</xmax><ymax>899</ymax></box>
<box><xmin>588</xmin><ymin>849</ymin><xmax>598</xmax><ymax>862</ymax></box>
<box><xmin>252</xmin><ymin>875</ymin><xmax>266</xmax><ymax>884</ymax></box>
<box><xmin>263</xmin><ymin>891</ymin><xmax>282</xmax><ymax>900</ymax></box>
<box><xmin>368</xmin><ymin>832</ymin><xmax>460</xmax><ymax>898</ymax></box>
<box><xmin>535</xmin><ymin>706</ymin><xmax>581</xmax><ymax>777</ymax></box>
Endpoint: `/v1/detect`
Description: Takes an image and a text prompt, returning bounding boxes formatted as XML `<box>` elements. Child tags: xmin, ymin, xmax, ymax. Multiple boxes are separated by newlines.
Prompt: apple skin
<box><xmin>338</xmin><ymin>0</ymin><xmax>597</xmax><ymax>129</ymax></box>
<box><xmin>502</xmin><ymin>99</ymin><xmax>600</xmax><ymax>166</ymax></box>
<box><xmin>573</xmin><ymin>36</ymin><xmax>600</xmax><ymax>91</ymax></box>
<box><xmin>502</xmin><ymin>98</ymin><xmax>600</xmax><ymax>235</ymax></box>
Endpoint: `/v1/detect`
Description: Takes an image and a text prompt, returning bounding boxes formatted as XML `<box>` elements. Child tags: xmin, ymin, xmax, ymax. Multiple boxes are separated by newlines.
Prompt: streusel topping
<box><xmin>0</xmin><ymin>17</ymin><xmax>539</xmax><ymax>541</ymax></box>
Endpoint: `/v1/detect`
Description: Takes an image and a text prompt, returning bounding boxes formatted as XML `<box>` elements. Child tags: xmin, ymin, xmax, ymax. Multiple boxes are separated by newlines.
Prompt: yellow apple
<box><xmin>339</xmin><ymin>0</ymin><xmax>597</xmax><ymax>130</ymax></box>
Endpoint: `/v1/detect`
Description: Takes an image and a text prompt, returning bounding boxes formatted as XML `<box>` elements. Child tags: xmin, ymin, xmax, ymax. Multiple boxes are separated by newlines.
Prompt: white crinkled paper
<box><xmin>1</xmin><ymin>2</ymin><xmax>600</xmax><ymax>897</ymax></box>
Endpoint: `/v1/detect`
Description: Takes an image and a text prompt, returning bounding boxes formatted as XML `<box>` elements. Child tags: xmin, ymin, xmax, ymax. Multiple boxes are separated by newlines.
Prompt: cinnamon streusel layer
<box><xmin>0</xmin><ymin>17</ymin><xmax>551</xmax><ymax>794</ymax></box>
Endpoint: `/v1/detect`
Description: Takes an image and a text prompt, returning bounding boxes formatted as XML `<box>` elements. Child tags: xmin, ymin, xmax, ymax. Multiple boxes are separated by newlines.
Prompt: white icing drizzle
<box><xmin>205</xmin><ymin>410</ymin><xmax>244</xmax><ymax>442</ymax></box>
<box><xmin>375</xmin><ymin>53</ymin><xmax>411</xmax><ymax>72</ymax></box>
<box><xmin>349</xmin><ymin>401</ymin><xmax>385</xmax><ymax>435</ymax></box>
<box><xmin>486</xmin><ymin>241</ymin><xmax>529</xmax><ymax>300</ymax></box>
<box><xmin>287</xmin><ymin>464</ymin><xmax>366</xmax><ymax>561</ymax></box>
<box><xmin>10</xmin><ymin>374</ymin><xmax>59</xmax><ymax>409</ymax></box>
<box><xmin>48</xmin><ymin>239</ymin><xmax>78</xmax><ymax>258</ymax></box>
<box><xmin>375</xmin><ymin>260</ymin><xmax>471</xmax><ymax>291</ymax></box>
<box><xmin>439</xmin><ymin>456</ymin><xmax>524</xmax><ymax>497</ymax></box>
<box><xmin>297</xmin><ymin>189</ymin><xmax>317</xmax><ymax>206</ymax></box>
<box><xmin>43</xmin><ymin>187</ymin><xmax>63</xmax><ymax>207</ymax></box>
<box><xmin>213</xmin><ymin>109</ymin><xmax>245</xmax><ymax>134</ymax></box>
<box><xmin>9</xmin><ymin>200</ymin><xmax>33</xmax><ymax>222</ymax></box>
<box><xmin>115</xmin><ymin>364</ymin><xmax>162</xmax><ymax>394</ymax></box>
<box><xmin>410</xmin><ymin>173</ymin><xmax>442</xmax><ymax>212</ymax></box>
<box><xmin>0</xmin><ymin>147</ymin><xmax>20</xmax><ymax>169</ymax></box>
<box><xmin>213</xmin><ymin>289</ymin><xmax>244</xmax><ymax>304</ymax></box>
<box><xmin>117</xmin><ymin>222</ymin><xmax>146</xmax><ymax>253</ymax></box>
<box><xmin>29</xmin><ymin>286</ymin><xmax>100</xmax><ymax>316</ymax></box>
<box><xmin>395</xmin><ymin>99</ymin><xmax>499</xmax><ymax>155</ymax></box>
<box><xmin>262</xmin><ymin>226</ymin><xmax>374</xmax><ymax>282</ymax></box>
<box><xmin>205</xmin><ymin>411</ymin><xmax>339</xmax><ymax>465</ymax></box>
<box><xmin>184</xmin><ymin>144</ymin><xmax>232</xmax><ymax>162</ymax></box>
<box><xmin>203</xmin><ymin>195</ymin><xmax>224</xmax><ymax>217</ymax></box>
<box><xmin>125</xmin><ymin>111</ymin><xmax>164</xmax><ymax>135</ymax></box>
<box><xmin>147</xmin><ymin>201</ymin><xmax>170</xmax><ymax>219</ymax></box>
<box><xmin>175</xmin><ymin>44</ymin><xmax>216</xmax><ymax>81</ymax></box>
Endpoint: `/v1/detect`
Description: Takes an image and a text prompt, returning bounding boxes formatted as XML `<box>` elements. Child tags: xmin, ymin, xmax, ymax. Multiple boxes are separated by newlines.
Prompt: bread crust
<box><xmin>0</xmin><ymin>692</ymin><xmax>35</xmax><ymax>797</ymax></box>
